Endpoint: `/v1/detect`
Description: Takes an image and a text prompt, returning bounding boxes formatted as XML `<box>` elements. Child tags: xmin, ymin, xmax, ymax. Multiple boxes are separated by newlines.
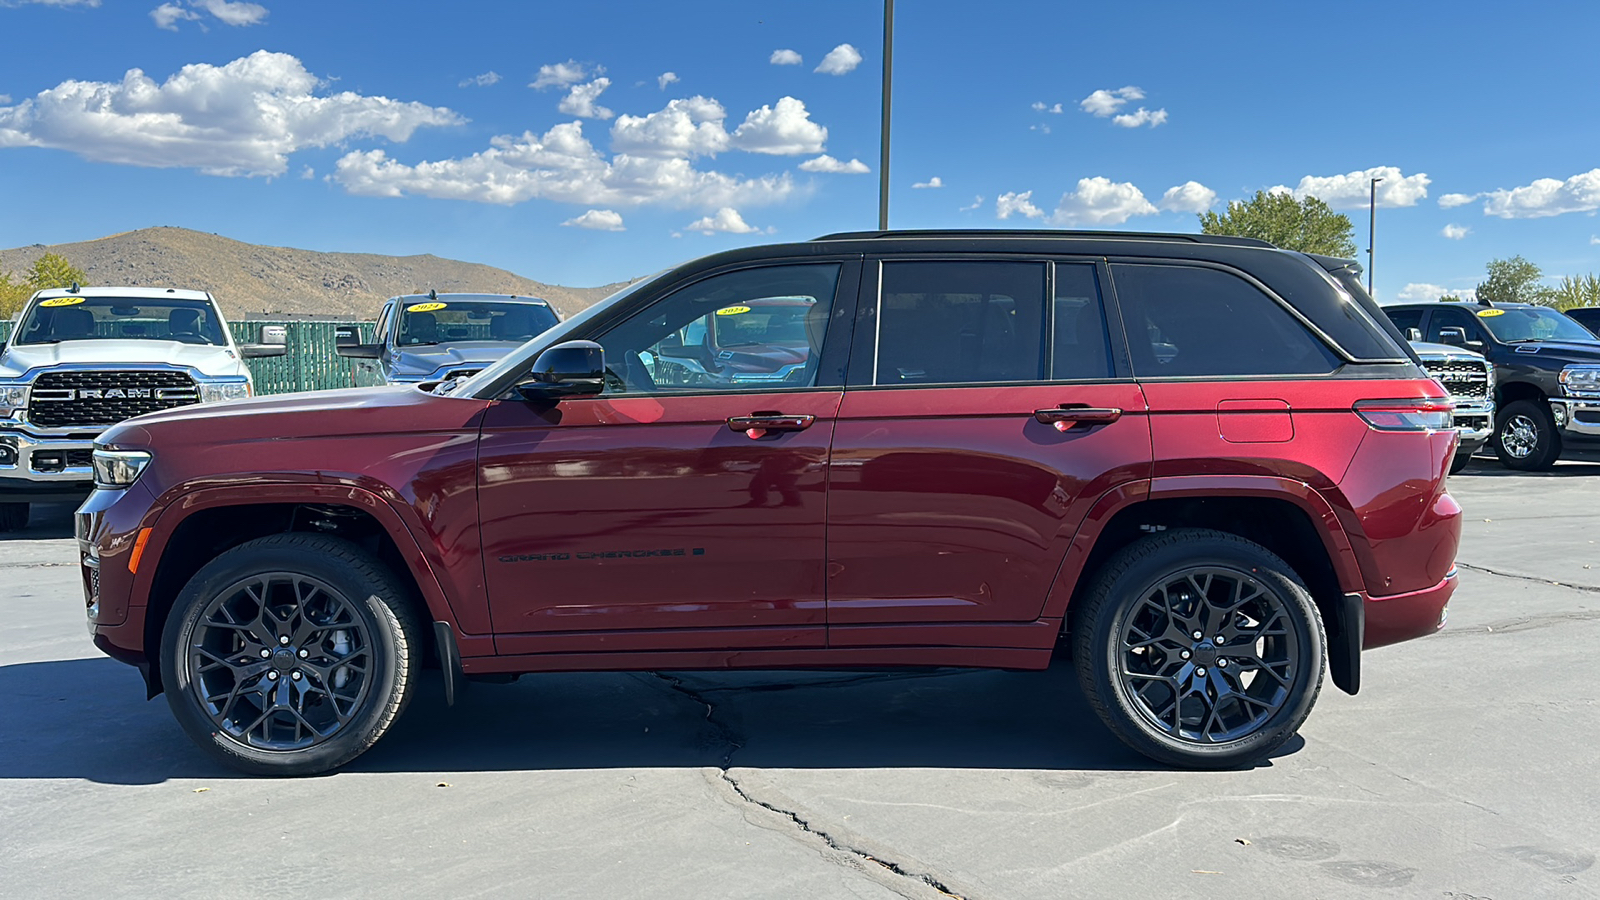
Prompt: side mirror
<box><xmin>240</xmin><ymin>324</ymin><xmax>288</xmax><ymax>359</ymax></box>
<box><xmin>334</xmin><ymin>325</ymin><xmax>383</xmax><ymax>359</ymax></box>
<box><xmin>1437</xmin><ymin>326</ymin><xmax>1468</xmax><ymax>347</ymax></box>
<box><xmin>1405</xmin><ymin>327</ymin><xmax>1422</xmax><ymax>342</ymax></box>
<box><xmin>514</xmin><ymin>340</ymin><xmax>605</xmax><ymax>400</ymax></box>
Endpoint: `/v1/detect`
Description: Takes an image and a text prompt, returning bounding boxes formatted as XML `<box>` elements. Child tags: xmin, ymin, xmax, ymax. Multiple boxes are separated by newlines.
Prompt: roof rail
<box><xmin>810</xmin><ymin>228</ymin><xmax>1277</xmax><ymax>249</ymax></box>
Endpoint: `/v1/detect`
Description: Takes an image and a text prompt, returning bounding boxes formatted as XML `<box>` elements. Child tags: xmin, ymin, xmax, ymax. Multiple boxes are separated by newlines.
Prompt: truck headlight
<box><xmin>198</xmin><ymin>381</ymin><xmax>252</xmax><ymax>403</ymax></box>
<box><xmin>1558</xmin><ymin>365</ymin><xmax>1600</xmax><ymax>396</ymax></box>
<box><xmin>92</xmin><ymin>449</ymin><xmax>153</xmax><ymax>489</ymax></box>
<box><xmin>0</xmin><ymin>383</ymin><xmax>28</xmax><ymax>417</ymax></box>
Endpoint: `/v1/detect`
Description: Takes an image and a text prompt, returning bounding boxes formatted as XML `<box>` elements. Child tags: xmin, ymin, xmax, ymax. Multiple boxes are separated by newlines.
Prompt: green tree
<box><xmin>1476</xmin><ymin>255</ymin><xmax>1554</xmax><ymax>306</ymax></box>
<box><xmin>24</xmin><ymin>252</ymin><xmax>88</xmax><ymax>292</ymax></box>
<box><xmin>1548</xmin><ymin>274</ymin><xmax>1600</xmax><ymax>311</ymax></box>
<box><xmin>1198</xmin><ymin>190</ymin><xmax>1357</xmax><ymax>257</ymax></box>
<box><xmin>0</xmin><ymin>271</ymin><xmax>29</xmax><ymax>318</ymax></box>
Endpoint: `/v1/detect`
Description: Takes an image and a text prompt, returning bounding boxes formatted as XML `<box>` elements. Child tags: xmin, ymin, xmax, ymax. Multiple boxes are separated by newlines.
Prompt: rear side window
<box><xmin>1052</xmin><ymin>263</ymin><xmax>1113</xmax><ymax>380</ymax></box>
<box><xmin>1112</xmin><ymin>263</ymin><xmax>1340</xmax><ymax>377</ymax></box>
<box><xmin>875</xmin><ymin>261</ymin><xmax>1046</xmax><ymax>385</ymax></box>
<box><xmin>1384</xmin><ymin>307</ymin><xmax>1423</xmax><ymax>338</ymax></box>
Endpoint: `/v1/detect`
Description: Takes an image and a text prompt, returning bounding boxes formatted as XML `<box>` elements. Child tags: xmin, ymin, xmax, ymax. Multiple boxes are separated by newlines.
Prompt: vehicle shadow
<box><xmin>1454</xmin><ymin>456</ymin><xmax>1600</xmax><ymax>477</ymax></box>
<box><xmin>0</xmin><ymin>502</ymin><xmax>76</xmax><ymax>540</ymax></box>
<box><xmin>0</xmin><ymin>654</ymin><xmax>1303</xmax><ymax>783</ymax></box>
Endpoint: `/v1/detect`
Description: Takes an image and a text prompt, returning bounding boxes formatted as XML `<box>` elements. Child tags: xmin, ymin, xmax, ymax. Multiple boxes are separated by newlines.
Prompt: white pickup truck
<box><xmin>0</xmin><ymin>285</ymin><xmax>285</xmax><ymax>530</ymax></box>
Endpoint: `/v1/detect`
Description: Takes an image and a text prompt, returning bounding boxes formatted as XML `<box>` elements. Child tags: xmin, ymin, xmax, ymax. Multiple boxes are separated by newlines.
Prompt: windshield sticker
<box><xmin>39</xmin><ymin>297</ymin><xmax>86</xmax><ymax>307</ymax></box>
<box><xmin>407</xmin><ymin>301</ymin><xmax>447</xmax><ymax>313</ymax></box>
<box><xmin>715</xmin><ymin>305</ymin><xmax>751</xmax><ymax>316</ymax></box>
<box><xmin>1477</xmin><ymin>308</ymin><xmax>1505</xmax><ymax>317</ymax></box>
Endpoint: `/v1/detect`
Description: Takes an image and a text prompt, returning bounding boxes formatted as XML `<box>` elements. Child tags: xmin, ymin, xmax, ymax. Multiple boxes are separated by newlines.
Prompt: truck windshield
<box><xmin>1478</xmin><ymin>307</ymin><xmax>1597</xmax><ymax>343</ymax></box>
<box><xmin>396</xmin><ymin>300</ymin><xmax>559</xmax><ymax>346</ymax></box>
<box><xmin>14</xmin><ymin>297</ymin><xmax>226</xmax><ymax>346</ymax></box>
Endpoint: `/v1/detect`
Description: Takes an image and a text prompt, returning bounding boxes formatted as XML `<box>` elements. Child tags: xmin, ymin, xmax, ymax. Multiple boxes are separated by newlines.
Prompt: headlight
<box><xmin>1558</xmin><ymin>365</ymin><xmax>1600</xmax><ymax>396</ymax></box>
<box><xmin>92</xmin><ymin>449</ymin><xmax>153</xmax><ymax>489</ymax></box>
<box><xmin>198</xmin><ymin>381</ymin><xmax>252</xmax><ymax>403</ymax></box>
<box><xmin>0</xmin><ymin>383</ymin><xmax>27</xmax><ymax>418</ymax></box>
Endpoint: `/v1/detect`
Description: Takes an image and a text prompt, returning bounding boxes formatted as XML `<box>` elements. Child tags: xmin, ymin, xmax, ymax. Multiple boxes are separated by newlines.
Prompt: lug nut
<box><xmin>1192</xmin><ymin>631</ymin><xmax>1203</xmax><ymax>640</ymax></box>
<box><xmin>267</xmin><ymin>671</ymin><xmax>278</xmax><ymax>681</ymax></box>
<box><xmin>1180</xmin><ymin>650</ymin><xmax>1191</xmax><ymax>660</ymax></box>
<box><xmin>1218</xmin><ymin>659</ymin><xmax>1228</xmax><ymax>668</ymax></box>
<box><xmin>259</xmin><ymin>649</ymin><xmax>270</xmax><ymax>658</ymax></box>
<box><xmin>1215</xmin><ymin>636</ymin><xmax>1226</xmax><ymax>644</ymax></box>
<box><xmin>1196</xmin><ymin>667</ymin><xmax>1207</xmax><ymax>676</ymax></box>
<box><xmin>298</xmin><ymin>649</ymin><xmax>309</xmax><ymax>658</ymax></box>
<box><xmin>279</xmin><ymin>636</ymin><xmax>290</xmax><ymax>645</ymax></box>
<box><xmin>291</xmin><ymin>671</ymin><xmax>302</xmax><ymax>681</ymax></box>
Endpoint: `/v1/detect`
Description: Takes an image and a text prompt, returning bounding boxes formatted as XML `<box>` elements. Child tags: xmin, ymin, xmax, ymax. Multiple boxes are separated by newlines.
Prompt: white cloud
<box><xmin>563</xmin><ymin>209</ymin><xmax>624</xmax><ymax>231</ymax></box>
<box><xmin>1442</xmin><ymin>223</ymin><xmax>1470</xmax><ymax>240</ymax></box>
<box><xmin>0</xmin><ymin>50</ymin><xmax>463</xmax><ymax>177</ymax></box>
<box><xmin>1080</xmin><ymin>86</ymin><xmax>1144</xmax><ymax>117</ymax></box>
<box><xmin>0</xmin><ymin>95</ymin><xmax>10</xmax><ymax>105</ymax></box>
<box><xmin>996</xmin><ymin>191</ymin><xmax>1044</xmax><ymax>220</ymax></box>
<box><xmin>298</xmin><ymin>164</ymin><xmax>313</xmax><ymax>179</ymax></box>
<box><xmin>1439</xmin><ymin>192</ymin><xmax>1477</xmax><ymax>208</ymax></box>
<box><xmin>609</xmin><ymin>96</ymin><xmax>729</xmax><ymax>158</ymax></box>
<box><xmin>1029</xmin><ymin>124</ymin><xmax>1051</xmax><ymax>134</ymax></box>
<box><xmin>1112</xmin><ymin>107</ymin><xmax>1168</xmax><ymax>128</ymax></box>
<box><xmin>192</xmin><ymin>0</ymin><xmax>266</xmax><ymax>26</ymax></box>
<box><xmin>530</xmin><ymin>60</ymin><xmax>592</xmax><ymax>90</ymax></box>
<box><xmin>559</xmin><ymin>78</ymin><xmax>613</xmax><ymax>120</ymax></box>
<box><xmin>1592</xmin><ymin>235</ymin><xmax>1600</xmax><ymax>245</ymax></box>
<box><xmin>331</xmin><ymin>121</ymin><xmax>795</xmax><ymax>209</ymax></box>
<box><xmin>1051</xmin><ymin>177</ymin><xmax>1159</xmax><ymax>226</ymax></box>
<box><xmin>1158</xmin><ymin>181</ymin><xmax>1216</xmax><ymax>213</ymax></box>
<box><xmin>1397</xmin><ymin>282</ymin><xmax>1475</xmax><ymax>302</ymax></box>
<box><xmin>458</xmin><ymin>71</ymin><xmax>501</xmax><ymax>88</ymax></box>
<box><xmin>657</xmin><ymin>72</ymin><xmax>678</xmax><ymax>90</ymax></box>
<box><xmin>799</xmin><ymin>154</ymin><xmax>868</xmax><ymax>174</ymax></box>
<box><xmin>150</xmin><ymin>2</ymin><xmax>198</xmax><ymax>29</ymax></box>
<box><xmin>770</xmin><ymin>49</ymin><xmax>802</xmax><ymax>66</ymax></box>
<box><xmin>730</xmin><ymin>96</ymin><xmax>826</xmax><ymax>155</ymax></box>
<box><xmin>1031</xmin><ymin>101</ymin><xmax>1062</xmax><ymax>114</ymax></box>
<box><xmin>814</xmin><ymin>44</ymin><xmax>863</xmax><ymax>76</ymax></box>
<box><xmin>687</xmin><ymin>207</ymin><xmax>759</xmax><ymax>234</ymax></box>
<box><xmin>1482</xmin><ymin>169</ymin><xmax>1600</xmax><ymax>219</ymax></box>
<box><xmin>912</xmin><ymin>176</ymin><xmax>943</xmax><ymax>189</ymax></box>
<box><xmin>1275</xmin><ymin>166</ymin><xmax>1430</xmax><ymax>210</ymax></box>
<box><xmin>959</xmin><ymin>195</ymin><xmax>983</xmax><ymax>211</ymax></box>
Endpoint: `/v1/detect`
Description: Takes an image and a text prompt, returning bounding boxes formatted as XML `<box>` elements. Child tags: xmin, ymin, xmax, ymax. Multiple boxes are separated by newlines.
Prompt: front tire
<box><xmin>1449</xmin><ymin>452</ymin><xmax>1472</xmax><ymax>475</ymax></box>
<box><xmin>160</xmin><ymin>533</ymin><xmax>423</xmax><ymax>776</ymax></box>
<box><xmin>1494</xmin><ymin>399</ymin><xmax>1561</xmax><ymax>471</ymax></box>
<box><xmin>0</xmin><ymin>502</ymin><xmax>29</xmax><ymax>532</ymax></box>
<box><xmin>1072</xmin><ymin>529</ymin><xmax>1325</xmax><ymax>769</ymax></box>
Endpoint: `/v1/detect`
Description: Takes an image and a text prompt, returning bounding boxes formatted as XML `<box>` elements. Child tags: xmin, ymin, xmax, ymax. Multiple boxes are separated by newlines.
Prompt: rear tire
<box><xmin>1072</xmin><ymin>529</ymin><xmax>1325</xmax><ymax>769</ymax></box>
<box><xmin>0</xmin><ymin>502</ymin><xmax>28</xmax><ymax>532</ymax></box>
<box><xmin>1449</xmin><ymin>452</ymin><xmax>1472</xmax><ymax>475</ymax></box>
<box><xmin>160</xmin><ymin>533</ymin><xmax>424</xmax><ymax>776</ymax></box>
<box><xmin>1494</xmin><ymin>399</ymin><xmax>1561</xmax><ymax>471</ymax></box>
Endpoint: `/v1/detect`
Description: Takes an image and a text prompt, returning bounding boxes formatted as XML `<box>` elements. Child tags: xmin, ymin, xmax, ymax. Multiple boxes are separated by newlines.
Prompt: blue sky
<box><xmin>2</xmin><ymin>0</ymin><xmax>1598</xmax><ymax>301</ymax></box>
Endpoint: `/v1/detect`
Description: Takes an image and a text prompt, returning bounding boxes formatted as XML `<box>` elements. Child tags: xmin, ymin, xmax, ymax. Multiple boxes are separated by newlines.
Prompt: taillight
<box><xmin>1354</xmin><ymin>398</ymin><xmax>1453</xmax><ymax>431</ymax></box>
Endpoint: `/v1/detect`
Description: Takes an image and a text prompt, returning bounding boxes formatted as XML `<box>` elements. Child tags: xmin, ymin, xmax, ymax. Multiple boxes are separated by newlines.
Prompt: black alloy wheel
<box><xmin>1494</xmin><ymin>399</ymin><xmax>1561</xmax><ymax>471</ymax></box>
<box><xmin>1074</xmin><ymin>529</ymin><xmax>1324</xmax><ymax>768</ymax></box>
<box><xmin>161</xmin><ymin>533</ymin><xmax>423</xmax><ymax>776</ymax></box>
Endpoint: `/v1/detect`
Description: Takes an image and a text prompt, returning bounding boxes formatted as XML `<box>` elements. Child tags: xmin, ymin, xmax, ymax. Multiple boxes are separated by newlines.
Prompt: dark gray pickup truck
<box><xmin>336</xmin><ymin>292</ymin><xmax>559</xmax><ymax>386</ymax></box>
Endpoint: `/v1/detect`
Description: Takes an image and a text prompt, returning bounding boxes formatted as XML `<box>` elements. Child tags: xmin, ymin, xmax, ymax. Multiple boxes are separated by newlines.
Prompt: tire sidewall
<box><xmin>160</xmin><ymin>540</ymin><xmax>409</xmax><ymax>776</ymax></box>
<box><xmin>1085</xmin><ymin>535</ymin><xmax>1325</xmax><ymax>768</ymax></box>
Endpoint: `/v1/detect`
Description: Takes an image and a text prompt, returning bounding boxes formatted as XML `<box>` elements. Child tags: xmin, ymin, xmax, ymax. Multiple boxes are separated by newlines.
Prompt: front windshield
<box><xmin>396</xmin><ymin>299</ymin><xmax>559</xmax><ymax>346</ymax></box>
<box><xmin>1478</xmin><ymin>307</ymin><xmax>1597</xmax><ymax>343</ymax></box>
<box><xmin>711</xmin><ymin>301</ymin><xmax>812</xmax><ymax>347</ymax></box>
<box><xmin>14</xmin><ymin>296</ymin><xmax>226</xmax><ymax>346</ymax></box>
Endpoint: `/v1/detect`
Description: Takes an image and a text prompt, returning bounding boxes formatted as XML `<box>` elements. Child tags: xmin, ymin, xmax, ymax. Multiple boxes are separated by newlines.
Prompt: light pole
<box><xmin>878</xmin><ymin>0</ymin><xmax>893</xmax><ymax>231</ymax></box>
<box><xmin>1367</xmin><ymin>176</ymin><xmax>1383</xmax><ymax>295</ymax></box>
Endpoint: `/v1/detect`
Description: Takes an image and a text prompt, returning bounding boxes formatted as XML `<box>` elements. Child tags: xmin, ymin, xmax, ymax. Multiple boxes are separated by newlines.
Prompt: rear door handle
<box><xmin>1034</xmin><ymin>406</ymin><xmax>1122</xmax><ymax>432</ymax></box>
<box><xmin>729</xmin><ymin>413</ymin><xmax>815</xmax><ymax>438</ymax></box>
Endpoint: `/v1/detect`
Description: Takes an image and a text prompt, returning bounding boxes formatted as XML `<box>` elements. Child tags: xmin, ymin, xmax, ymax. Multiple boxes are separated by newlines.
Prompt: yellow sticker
<box><xmin>407</xmin><ymin>301</ymin><xmax>447</xmax><ymax>313</ymax></box>
<box><xmin>715</xmin><ymin>305</ymin><xmax>751</xmax><ymax>316</ymax></box>
<box><xmin>1476</xmin><ymin>308</ymin><xmax>1505</xmax><ymax>317</ymax></box>
<box><xmin>39</xmin><ymin>297</ymin><xmax>85</xmax><ymax>307</ymax></box>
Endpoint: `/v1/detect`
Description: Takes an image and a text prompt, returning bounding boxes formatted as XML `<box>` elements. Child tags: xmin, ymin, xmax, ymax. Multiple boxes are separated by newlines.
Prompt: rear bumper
<box><xmin>1363</xmin><ymin>569</ymin><xmax>1456</xmax><ymax>650</ymax></box>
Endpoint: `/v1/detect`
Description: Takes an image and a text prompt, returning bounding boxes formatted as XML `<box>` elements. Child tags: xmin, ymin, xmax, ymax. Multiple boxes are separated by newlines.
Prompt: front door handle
<box><xmin>729</xmin><ymin>413</ymin><xmax>815</xmax><ymax>438</ymax></box>
<box><xmin>1034</xmin><ymin>406</ymin><xmax>1122</xmax><ymax>432</ymax></box>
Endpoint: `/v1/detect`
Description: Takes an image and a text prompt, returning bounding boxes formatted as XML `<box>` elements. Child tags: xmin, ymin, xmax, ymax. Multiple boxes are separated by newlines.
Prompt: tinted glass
<box><xmin>875</xmin><ymin>261</ymin><xmax>1046</xmax><ymax>385</ymax></box>
<box><xmin>1423</xmin><ymin>307</ymin><xmax>1484</xmax><ymax>344</ymax></box>
<box><xmin>1384</xmin><ymin>307</ymin><xmax>1424</xmax><ymax>337</ymax></box>
<box><xmin>15</xmin><ymin>296</ymin><xmax>226</xmax><ymax>345</ymax></box>
<box><xmin>1052</xmin><ymin>263</ymin><xmax>1112</xmax><ymax>380</ymax></box>
<box><xmin>596</xmin><ymin>263</ymin><xmax>840</xmax><ymax>394</ymax></box>
<box><xmin>397</xmin><ymin>300</ymin><xmax>559</xmax><ymax>345</ymax></box>
<box><xmin>1474</xmin><ymin>306</ymin><xmax>1597</xmax><ymax>343</ymax></box>
<box><xmin>1112</xmin><ymin>264</ymin><xmax>1340</xmax><ymax>377</ymax></box>
<box><xmin>1567</xmin><ymin>307</ymin><xmax>1600</xmax><ymax>337</ymax></box>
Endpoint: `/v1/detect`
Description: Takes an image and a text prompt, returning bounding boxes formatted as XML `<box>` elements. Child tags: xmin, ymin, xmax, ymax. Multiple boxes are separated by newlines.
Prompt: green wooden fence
<box><xmin>0</xmin><ymin>319</ymin><xmax>383</xmax><ymax>395</ymax></box>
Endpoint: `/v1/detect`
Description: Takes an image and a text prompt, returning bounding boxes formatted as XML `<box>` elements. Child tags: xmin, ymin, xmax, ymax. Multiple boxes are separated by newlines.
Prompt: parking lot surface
<box><xmin>2</xmin><ymin>459</ymin><xmax>1597</xmax><ymax>899</ymax></box>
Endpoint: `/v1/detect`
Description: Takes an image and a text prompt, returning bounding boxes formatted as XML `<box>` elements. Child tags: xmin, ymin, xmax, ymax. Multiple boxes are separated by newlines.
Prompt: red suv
<box><xmin>77</xmin><ymin>231</ymin><xmax>1461</xmax><ymax>775</ymax></box>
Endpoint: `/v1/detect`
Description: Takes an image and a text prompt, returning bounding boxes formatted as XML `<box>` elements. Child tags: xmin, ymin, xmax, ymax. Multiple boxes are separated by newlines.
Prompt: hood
<box><xmin>1</xmin><ymin>339</ymin><xmax>245</xmax><ymax>379</ymax></box>
<box><xmin>98</xmin><ymin>384</ymin><xmax>491</xmax><ymax>448</ymax></box>
<box><xmin>391</xmin><ymin>342</ymin><xmax>527</xmax><ymax>378</ymax></box>
<box><xmin>1502</xmin><ymin>340</ymin><xmax>1600</xmax><ymax>362</ymax></box>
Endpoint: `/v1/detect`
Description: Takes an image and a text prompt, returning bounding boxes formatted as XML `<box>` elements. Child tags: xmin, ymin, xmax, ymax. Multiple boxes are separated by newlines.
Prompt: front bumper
<box><xmin>1451</xmin><ymin>402</ymin><xmax>1494</xmax><ymax>453</ymax></box>
<box><xmin>1549</xmin><ymin>397</ymin><xmax>1600</xmax><ymax>440</ymax></box>
<box><xmin>1364</xmin><ymin>569</ymin><xmax>1456</xmax><ymax>649</ymax></box>
<box><xmin>0</xmin><ymin>429</ymin><xmax>98</xmax><ymax>498</ymax></box>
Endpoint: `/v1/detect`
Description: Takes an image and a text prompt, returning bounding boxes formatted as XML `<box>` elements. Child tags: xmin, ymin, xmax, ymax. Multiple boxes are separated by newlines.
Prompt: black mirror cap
<box><xmin>1438</xmin><ymin>326</ymin><xmax>1469</xmax><ymax>346</ymax></box>
<box><xmin>334</xmin><ymin>325</ymin><xmax>363</xmax><ymax>348</ymax></box>
<box><xmin>334</xmin><ymin>342</ymin><xmax>383</xmax><ymax>359</ymax></box>
<box><xmin>516</xmin><ymin>340</ymin><xmax>605</xmax><ymax>400</ymax></box>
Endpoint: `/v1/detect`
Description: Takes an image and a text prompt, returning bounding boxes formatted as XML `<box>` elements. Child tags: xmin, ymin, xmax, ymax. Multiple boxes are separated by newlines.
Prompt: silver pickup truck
<box><xmin>0</xmin><ymin>285</ymin><xmax>285</xmax><ymax>530</ymax></box>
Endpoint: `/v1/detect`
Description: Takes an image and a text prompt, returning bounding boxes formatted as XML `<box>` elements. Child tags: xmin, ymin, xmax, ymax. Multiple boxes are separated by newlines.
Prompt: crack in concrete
<box><xmin>1456</xmin><ymin>561</ymin><xmax>1600</xmax><ymax>594</ymax></box>
<box><xmin>649</xmin><ymin>672</ymin><xmax>971</xmax><ymax>900</ymax></box>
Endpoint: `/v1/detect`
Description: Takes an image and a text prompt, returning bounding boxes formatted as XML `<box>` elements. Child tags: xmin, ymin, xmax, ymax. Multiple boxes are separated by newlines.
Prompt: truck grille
<box><xmin>1421</xmin><ymin>358</ymin><xmax>1490</xmax><ymax>400</ymax></box>
<box><xmin>28</xmin><ymin>370</ymin><xmax>200</xmax><ymax>428</ymax></box>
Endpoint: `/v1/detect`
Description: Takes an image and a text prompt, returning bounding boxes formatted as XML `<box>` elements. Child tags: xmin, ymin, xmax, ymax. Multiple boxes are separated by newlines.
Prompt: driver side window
<box><xmin>594</xmin><ymin>264</ymin><xmax>841</xmax><ymax>395</ymax></box>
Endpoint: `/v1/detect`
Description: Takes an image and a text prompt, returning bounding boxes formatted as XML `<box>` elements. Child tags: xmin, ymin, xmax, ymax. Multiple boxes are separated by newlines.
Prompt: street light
<box><xmin>1367</xmin><ymin>176</ymin><xmax>1383</xmax><ymax>295</ymax></box>
<box><xmin>878</xmin><ymin>0</ymin><xmax>893</xmax><ymax>230</ymax></box>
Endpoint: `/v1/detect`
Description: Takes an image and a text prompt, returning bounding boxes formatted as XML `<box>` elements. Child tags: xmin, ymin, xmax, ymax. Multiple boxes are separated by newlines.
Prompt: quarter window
<box><xmin>1112</xmin><ymin>264</ymin><xmax>1339</xmax><ymax>377</ymax></box>
<box><xmin>1052</xmin><ymin>263</ymin><xmax>1113</xmax><ymax>380</ymax></box>
<box><xmin>875</xmin><ymin>261</ymin><xmax>1046</xmax><ymax>385</ymax></box>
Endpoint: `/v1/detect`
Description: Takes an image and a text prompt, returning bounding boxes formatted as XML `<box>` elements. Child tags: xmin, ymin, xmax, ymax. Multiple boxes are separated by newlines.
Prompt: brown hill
<box><xmin>0</xmin><ymin>226</ymin><xmax>633</xmax><ymax>320</ymax></box>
